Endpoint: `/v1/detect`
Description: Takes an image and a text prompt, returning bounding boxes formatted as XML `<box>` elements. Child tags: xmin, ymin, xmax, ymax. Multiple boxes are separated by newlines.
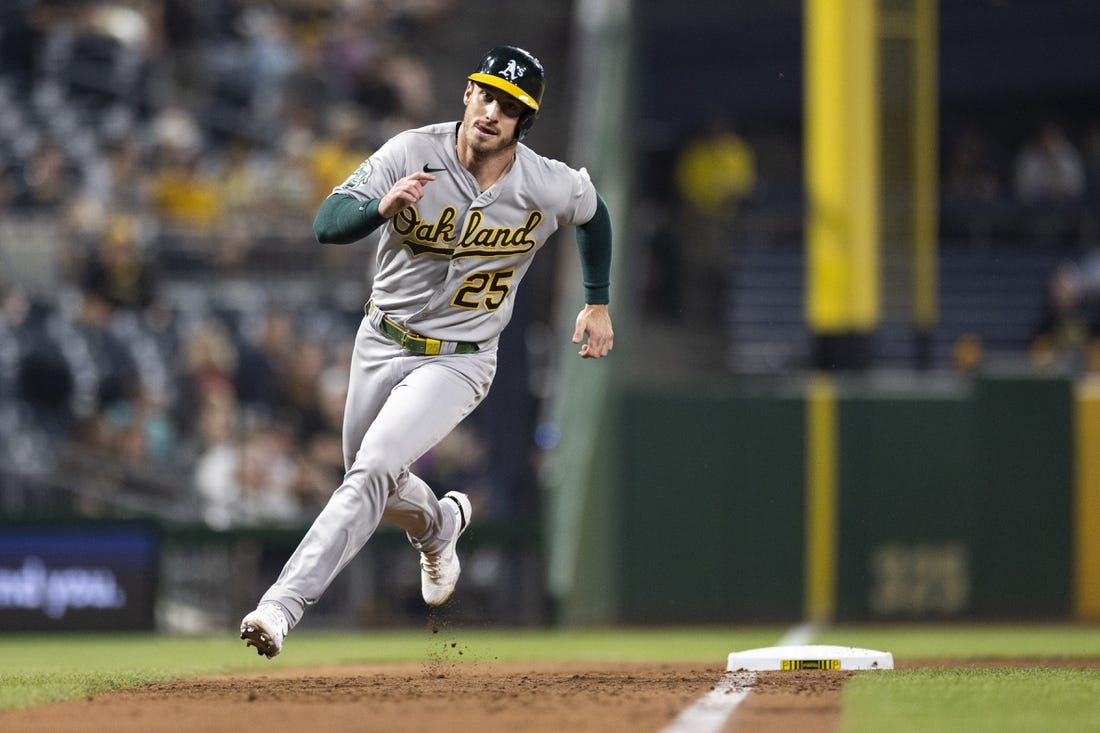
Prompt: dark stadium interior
<box><xmin>2</xmin><ymin>0</ymin><xmax>1100</xmax><ymax>630</ymax></box>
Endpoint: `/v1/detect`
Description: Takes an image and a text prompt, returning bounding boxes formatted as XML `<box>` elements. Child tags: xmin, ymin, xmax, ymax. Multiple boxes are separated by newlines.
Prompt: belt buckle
<box><xmin>401</xmin><ymin>329</ymin><xmax>429</xmax><ymax>354</ymax></box>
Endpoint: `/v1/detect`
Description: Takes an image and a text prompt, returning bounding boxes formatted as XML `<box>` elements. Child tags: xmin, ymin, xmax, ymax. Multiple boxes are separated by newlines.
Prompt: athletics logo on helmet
<box><xmin>468</xmin><ymin>46</ymin><xmax>544</xmax><ymax>140</ymax></box>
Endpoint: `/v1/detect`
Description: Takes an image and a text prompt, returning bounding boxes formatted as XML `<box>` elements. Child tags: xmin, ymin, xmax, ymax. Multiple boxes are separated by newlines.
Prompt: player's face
<box><xmin>461</xmin><ymin>82</ymin><xmax>524</xmax><ymax>155</ymax></box>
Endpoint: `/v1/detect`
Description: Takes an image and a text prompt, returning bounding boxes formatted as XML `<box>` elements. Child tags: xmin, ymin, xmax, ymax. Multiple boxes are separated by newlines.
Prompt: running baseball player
<box><xmin>240</xmin><ymin>45</ymin><xmax>613</xmax><ymax>657</ymax></box>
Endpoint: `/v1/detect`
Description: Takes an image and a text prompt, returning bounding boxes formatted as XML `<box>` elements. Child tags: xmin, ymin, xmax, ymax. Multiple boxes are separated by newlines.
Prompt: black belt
<box><xmin>368</xmin><ymin>302</ymin><xmax>479</xmax><ymax>355</ymax></box>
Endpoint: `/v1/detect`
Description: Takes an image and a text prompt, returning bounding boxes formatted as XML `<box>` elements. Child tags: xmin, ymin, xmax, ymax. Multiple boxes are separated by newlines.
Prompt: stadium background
<box><xmin>2</xmin><ymin>0</ymin><xmax>1099</xmax><ymax>635</ymax></box>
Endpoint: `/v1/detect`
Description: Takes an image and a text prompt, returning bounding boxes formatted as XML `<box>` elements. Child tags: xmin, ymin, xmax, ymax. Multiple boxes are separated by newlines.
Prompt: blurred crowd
<box><xmin>636</xmin><ymin>111</ymin><xmax>1100</xmax><ymax>373</ymax></box>
<box><xmin>941</xmin><ymin>117</ymin><xmax>1100</xmax><ymax>371</ymax></box>
<box><xmin>942</xmin><ymin>117</ymin><xmax>1100</xmax><ymax>250</ymax></box>
<box><xmin>5</xmin><ymin>2</ymin><xmax>1100</xmax><ymax>526</ymax></box>
<box><xmin>0</xmin><ymin>0</ymin><xmax>497</xmax><ymax>528</ymax></box>
<box><xmin>0</xmin><ymin>0</ymin><xmax>451</xmax><ymax>254</ymax></box>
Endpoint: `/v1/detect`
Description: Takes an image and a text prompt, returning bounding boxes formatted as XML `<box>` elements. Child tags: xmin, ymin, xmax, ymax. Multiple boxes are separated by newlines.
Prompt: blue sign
<box><xmin>0</xmin><ymin>523</ymin><xmax>159</xmax><ymax>631</ymax></box>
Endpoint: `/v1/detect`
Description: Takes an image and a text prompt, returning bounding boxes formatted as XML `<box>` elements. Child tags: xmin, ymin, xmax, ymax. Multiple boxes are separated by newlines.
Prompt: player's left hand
<box><xmin>572</xmin><ymin>304</ymin><xmax>614</xmax><ymax>359</ymax></box>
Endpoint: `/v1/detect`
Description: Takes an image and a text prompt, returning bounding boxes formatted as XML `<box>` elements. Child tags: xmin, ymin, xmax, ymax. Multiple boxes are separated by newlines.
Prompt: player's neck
<box><xmin>457</xmin><ymin>139</ymin><xmax>517</xmax><ymax>192</ymax></box>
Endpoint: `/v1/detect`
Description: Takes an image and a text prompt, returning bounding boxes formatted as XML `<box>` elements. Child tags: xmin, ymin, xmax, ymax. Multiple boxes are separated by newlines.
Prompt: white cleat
<box><xmin>240</xmin><ymin>603</ymin><xmax>289</xmax><ymax>659</ymax></box>
<box><xmin>420</xmin><ymin>491</ymin><xmax>472</xmax><ymax>606</ymax></box>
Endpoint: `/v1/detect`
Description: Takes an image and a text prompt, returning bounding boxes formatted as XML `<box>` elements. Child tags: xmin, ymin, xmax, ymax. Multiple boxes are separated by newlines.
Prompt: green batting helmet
<box><xmin>468</xmin><ymin>46</ymin><xmax>544</xmax><ymax>140</ymax></box>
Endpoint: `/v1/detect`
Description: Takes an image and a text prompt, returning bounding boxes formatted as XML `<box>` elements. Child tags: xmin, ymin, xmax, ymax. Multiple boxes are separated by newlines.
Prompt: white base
<box><xmin>727</xmin><ymin>644</ymin><xmax>894</xmax><ymax>671</ymax></box>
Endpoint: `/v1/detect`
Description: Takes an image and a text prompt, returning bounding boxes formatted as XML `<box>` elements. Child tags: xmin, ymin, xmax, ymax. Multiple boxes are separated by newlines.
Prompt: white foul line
<box><xmin>776</xmin><ymin>622</ymin><xmax>818</xmax><ymax>647</ymax></box>
<box><xmin>657</xmin><ymin>624</ymin><xmax>819</xmax><ymax>733</ymax></box>
<box><xmin>659</xmin><ymin>671</ymin><xmax>756</xmax><ymax>733</ymax></box>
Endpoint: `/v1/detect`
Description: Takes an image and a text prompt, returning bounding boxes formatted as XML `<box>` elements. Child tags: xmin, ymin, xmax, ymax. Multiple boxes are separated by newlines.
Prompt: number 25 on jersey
<box><xmin>451</xmin><ymin>269</ymin><xmax>515</xmax><ymax>311</ymax></box>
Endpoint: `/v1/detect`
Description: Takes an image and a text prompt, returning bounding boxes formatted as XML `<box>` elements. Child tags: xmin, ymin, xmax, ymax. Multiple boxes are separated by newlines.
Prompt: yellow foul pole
<box><xmin>805</xmin><ymin>0</ymin><xmax>880</xmax><ymax>337</ymax></box>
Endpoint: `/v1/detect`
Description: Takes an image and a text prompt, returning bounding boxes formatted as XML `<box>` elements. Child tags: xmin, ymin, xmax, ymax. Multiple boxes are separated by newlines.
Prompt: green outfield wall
<box><xmin>610</xmin><ymin>373</ymin><xmax>1091</xmax><ymax>624</ymax></box>
<box><xmin>618</xmin><ymin>384</ymin><xmax>806</xmax><ymax>623</ymax></box>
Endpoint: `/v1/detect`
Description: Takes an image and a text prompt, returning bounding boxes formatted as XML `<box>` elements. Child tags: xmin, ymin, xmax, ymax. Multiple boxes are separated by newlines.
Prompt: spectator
<box><xmin>1013</xmin><ymin>121</ymin><xmax>1086</xmax><ymax>245</ymax></box>
<box><xmin>672</xmin><ymin>116</ymin><xmax>757</xmax><ymax>323</ymax></box>
<box><xmin>266</xmin><ymin>128</ymin><xmax>316</xmax><ymax>219</ymax></box>
<box><xmin>279</xmin><ymin>28</ymin><xmax>338</xmax><ymax>119</ymax></box>
<box><xmin>0</xmin><ymin>1</ymin><xmax>46</xmax><ymax>93</ymax></box>
<box><xmin>155</xmin><ymin>0</ymin><xmax>205</xmax><ymax>103</ymax></box>
<box><xmin>13</xmin><ymin>140</ymin><xmax>80</xmax><ymax>211</ymax></box>
<box><xmin>372</xmin><ymin>48</ymin><xmax>436</xmax><ymax>127</ymax></box>
<box><xmin>80</xmin><ymin>213</ymin><xmax>157</xmax><ymax>311</ymax></box>
<box><xmin>307</xmin><ymin>105</ymin><xmax>375</xmax><ymax>203</ymax></box>
<box><xmin>1029</xmin><ymin>260</ymin><xmax>1098</xmax><ymax>370</ymax></box>
<box><xmin>65</xmin><ymin>139</ymin><xmax>153</xmax><ymax>278</ymax></box>
<box><xmin>175</xmin><ymin>316</ymin><xmax>239</xmax><ymax>438</ymax></box>
<box><xmin>3</xmin><ymin>291</ymin><xmax>71</xmax><ymax>489</ymax></box>
<box><xmin>951</xmin><ymin>332</ymin><xmax>985</xmax><ymax>376</ymax></box>
<box><xmin>208</xmin><ymin>140</ymin><xmax>266</xmax><ymax>267</ymax></box>
<box><xmin>234</xmin><ymin>310</ymin><xmax>296</xmax><ymax>411</ymax></box>
<box><xmin>0</xmin><ymin>284</ymin><xmax>26</xmax><ymax>401</ymax></box>
<box><xmin>195</xmin><ymin>413</ymin><xmax>302</xmax><ymax>529</ymax></box>
<box><xmin>99</xmin><ymin>386</ymin><xmax>176</xmax><ymax>469</ymax></box>
<box><xmin>149</xmin><ymin>144</ymin><xmax>223</xmax><ymax>233</ymax></box>
<box><xmin>941</xmin><ymin>128</ymin><xmax>1005</xmax><ymax>246</ymax></box>
<box><xmin>68</xmin><ymin>287</ymin><xmax>142</xmax><ymax>417</ymax></box>
<box><xmin>216</xmin><ymin>140</ymin><xmax>264</xmax><ymax>219</ymax></box>
<box><xmin>14</xmin><ymin>301</ymin><xmax>76</xmax><ymax>438</ymax></box>
<box><xmin>192</xmin><ymin>390</ymin><xmax>238</xmax><ymax>528</ymax></box>
<box><xmin>291</xmin><ymin>362</ymin><xmax>348</xmax><ymax>510</ymax></box>
<box><xmin>676</xmin><ymin>118</ymin><xmax>757</xmax><ymax>219</ymax></box>
<box><xmin>1014</xmin><ymin>121</ymin><xmax>1086</xmax><ymax>205</ymax></box>
<box><xmin>280</xmin><ymin>337</ymin><xmax>327</xmax><ymax>420</ymax></box>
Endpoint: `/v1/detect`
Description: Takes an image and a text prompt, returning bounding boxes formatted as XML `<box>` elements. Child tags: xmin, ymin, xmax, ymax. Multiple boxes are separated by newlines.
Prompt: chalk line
<box><xmin>657</xmin><ymin>624</ymin><xmax>819</xmax><ymax>733</ymax></box>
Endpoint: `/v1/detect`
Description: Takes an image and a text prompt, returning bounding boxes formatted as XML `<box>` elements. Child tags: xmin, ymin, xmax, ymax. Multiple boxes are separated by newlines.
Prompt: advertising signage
<box><xmin>0</xmin><ymin>523</ymin><xmax>159</xmax><ymax>631</ymax></box>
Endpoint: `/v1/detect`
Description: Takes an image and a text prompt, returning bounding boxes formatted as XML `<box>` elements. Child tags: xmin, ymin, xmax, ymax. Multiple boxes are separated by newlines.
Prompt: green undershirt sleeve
<box><xmin>576</xmin><ymin>193</ymin><xmax>613</xmax><ymax>305</ymax></box>
<box><xmin>313</xmin><ymin>193</ymin><xmax>387</xmax><ymax>245</ymax></box>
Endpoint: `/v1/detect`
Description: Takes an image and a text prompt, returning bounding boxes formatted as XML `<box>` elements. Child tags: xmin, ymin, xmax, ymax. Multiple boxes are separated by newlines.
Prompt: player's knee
<box><xmin>352</xmin><ymin>445</ymin><xmax>405</xmax><ymax>488</ymax></box>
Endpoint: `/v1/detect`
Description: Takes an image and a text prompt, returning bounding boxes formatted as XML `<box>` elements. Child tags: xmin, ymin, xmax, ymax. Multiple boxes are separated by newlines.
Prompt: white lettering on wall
<box><xmin>0</xmin><ymin>556</ymin><xmax>127</xmax><ymax>619</ymax></box>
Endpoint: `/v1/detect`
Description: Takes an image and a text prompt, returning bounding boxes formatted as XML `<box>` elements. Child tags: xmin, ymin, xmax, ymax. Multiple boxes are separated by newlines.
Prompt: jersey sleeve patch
<box><xmin>342</xmin><ymin>159</ymin><xmax>373</xmax><ymax>189</ymax></box>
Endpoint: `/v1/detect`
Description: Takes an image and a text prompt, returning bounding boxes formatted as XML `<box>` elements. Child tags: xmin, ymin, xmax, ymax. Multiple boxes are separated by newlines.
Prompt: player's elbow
<box><xmin>314</xmin><ymin>194</ymin><xmax>382</xmax><ymax>244</ymax></box>
<box><xmin>313</xmin><ymin>216</ymin><xmax>355</xmax><ymax>245</ymax></box>
<box><xmin>313</xmin><ymin>218</ymin><xmax>339</xmax><ymax>244</ymax></box>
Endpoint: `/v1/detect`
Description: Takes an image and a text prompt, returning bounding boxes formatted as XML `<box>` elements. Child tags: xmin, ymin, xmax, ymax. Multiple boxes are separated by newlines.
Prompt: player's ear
<box><xmin>463</xmin><ymin>81</ymin><xmax>474</xmax><ymax>105</ymax></box>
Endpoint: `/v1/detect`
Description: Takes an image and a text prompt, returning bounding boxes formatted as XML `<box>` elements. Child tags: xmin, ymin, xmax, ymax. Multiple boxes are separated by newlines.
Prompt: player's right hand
<box><xmin>379</xmin><ymin>171</ymin><xmax>435</xmax><ymax>218</ymax></box>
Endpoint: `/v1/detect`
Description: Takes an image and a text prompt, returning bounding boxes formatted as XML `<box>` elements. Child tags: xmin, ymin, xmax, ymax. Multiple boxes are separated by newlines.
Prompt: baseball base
<box><xmin>726</xmin><ymin>644</ymin><xmax>894</xmax><ymax>671</ymax></box>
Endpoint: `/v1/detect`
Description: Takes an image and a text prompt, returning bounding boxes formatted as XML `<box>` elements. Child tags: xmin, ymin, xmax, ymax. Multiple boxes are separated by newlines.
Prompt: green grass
<box><xmin>813</xmin><ymin>624</ymin><xmax>1100</xmax><ymax>733</ymax></box>
<box><xmin>840</xmin><ymin>668</ymin><xmax>1100</xmax><ymax>733</ymax></box>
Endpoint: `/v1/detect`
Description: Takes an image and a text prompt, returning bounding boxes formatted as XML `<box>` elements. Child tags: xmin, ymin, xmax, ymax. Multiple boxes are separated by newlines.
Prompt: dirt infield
<box><xmin>3</xmin><ymin>658</ymin><xmax>1098</xmax><ymax>732</ymax></box>
<box><xmin>0</xmin><ymin>661</ymin><xmax>841</xmax><ymax>733</ymax></box>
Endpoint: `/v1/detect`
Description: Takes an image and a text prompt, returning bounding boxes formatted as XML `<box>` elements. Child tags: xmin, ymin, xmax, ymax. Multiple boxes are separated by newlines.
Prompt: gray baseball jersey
<box><xmin>255</xmin><ymin>123</ymin><xmax>598</xmax><ymax>630</ymax></box>
<box><xmin>334</xmin><ymin>121</ymin><xmax>598</xmax><ymax>348</ymax></box>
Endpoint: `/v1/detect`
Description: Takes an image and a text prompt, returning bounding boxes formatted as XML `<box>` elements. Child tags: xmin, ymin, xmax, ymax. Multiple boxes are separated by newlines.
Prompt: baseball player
<box><xmin>240</xmin><ymin>45</ymin><xmax>613</xmax><ymax>658</ymax></box>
